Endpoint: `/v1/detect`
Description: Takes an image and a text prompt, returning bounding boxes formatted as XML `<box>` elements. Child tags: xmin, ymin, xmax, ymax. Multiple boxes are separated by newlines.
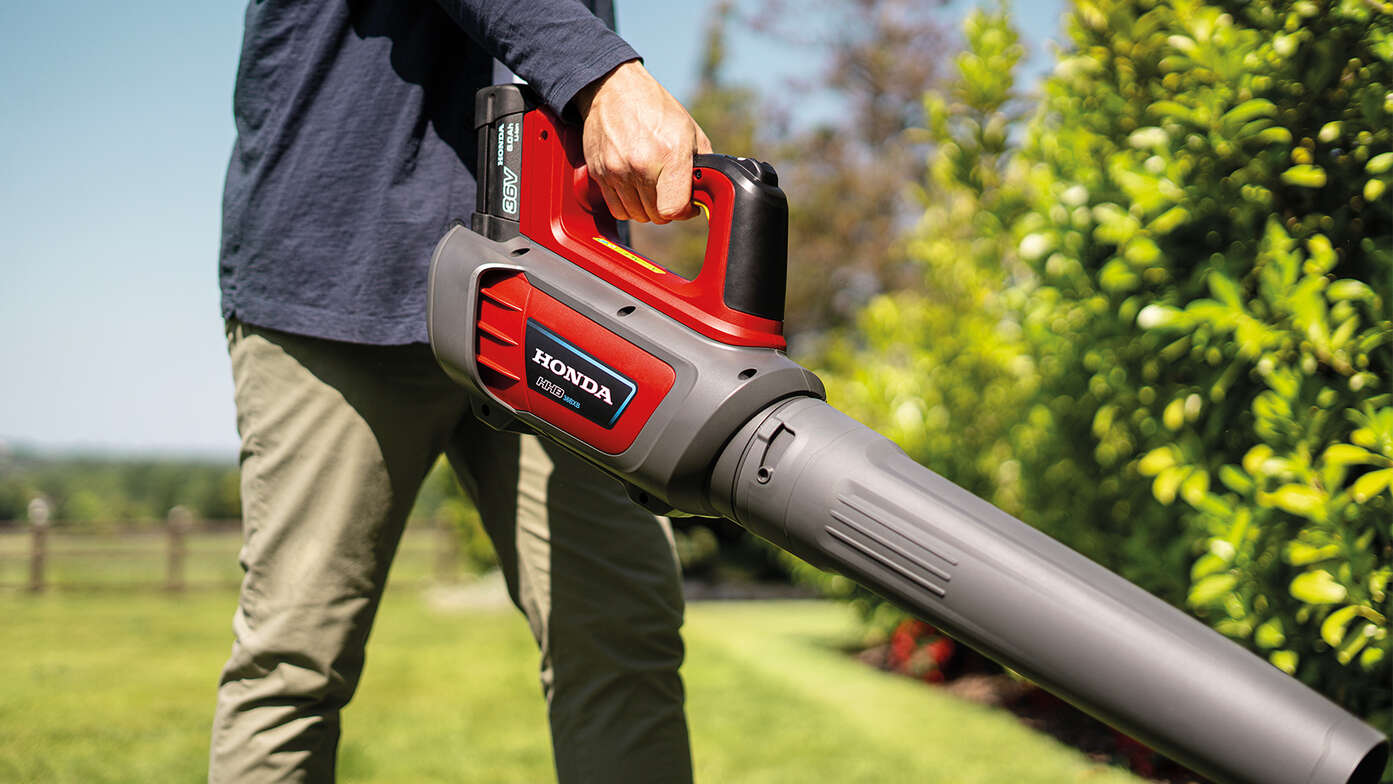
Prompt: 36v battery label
<box><xmin>524</xmin><ymin>320</ymin><xmax>637</xmax><ymax>429</ymax></box>
<box><xmin>488</xmin><ymin>117</ymin><xmax>522</xmax><ymax>219</ymax></box>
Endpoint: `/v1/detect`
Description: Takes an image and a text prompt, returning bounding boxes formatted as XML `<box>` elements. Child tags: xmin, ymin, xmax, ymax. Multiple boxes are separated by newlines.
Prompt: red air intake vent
<box><xmin>475</xmin><ymin>270</ymin><xmax>529</xmax><ymax>387</ymax></box>
<box><xmin>473</xmin><ymin>269</ymin><xmax>676</xmax><ymax>455</ymax></box>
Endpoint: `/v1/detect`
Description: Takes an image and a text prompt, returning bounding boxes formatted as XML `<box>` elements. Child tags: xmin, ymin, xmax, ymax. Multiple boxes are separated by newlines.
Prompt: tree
<box><xmin>629</xmin><ymin>1</ymin><xmax>763</xmax><ymax>281</ymax></box>
<box><xmin>632</xmin><ymin>0</ymin><xmax>955</xmax><ymax>342</ymax></box>
<box><xmin>629</xmin><ymin>0</ymin><xmax>967</xmax><ymax>587</ymax></box>
<box><xmin>0</xmin><ymin>448</ymin><xmax>244</xmax><ymax>524</ymax></box>
<box><xmin>754</xmin><ymin>0</ymin><xmax>954</xmax><ymax>341</ymax></box>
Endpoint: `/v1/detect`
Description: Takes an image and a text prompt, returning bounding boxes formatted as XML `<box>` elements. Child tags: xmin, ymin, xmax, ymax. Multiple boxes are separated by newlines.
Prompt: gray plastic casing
<box><xmin>427</xmin><ymin>223</ymin><xmax>823</xmax><ymax>517</ymax></box>
<box><xmin>712</xmin><ymin>395</ymin><xmax>1389</xmax><ymax>784</ymax></box>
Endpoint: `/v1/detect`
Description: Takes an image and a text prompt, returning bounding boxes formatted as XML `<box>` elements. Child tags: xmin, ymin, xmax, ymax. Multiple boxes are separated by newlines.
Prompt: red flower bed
<box><xmin>862</xmin><ymin>620</ymin><xmax>1208</xmax><ymax>783</ymax></box>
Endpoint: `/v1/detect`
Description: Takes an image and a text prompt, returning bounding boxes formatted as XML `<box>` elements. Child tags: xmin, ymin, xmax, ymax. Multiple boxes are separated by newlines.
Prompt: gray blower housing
<box><xmin>712</xmin><ymin>395</ymin><xmax>1390</xmax><ymax>784</ymax></box>
<box><xmin>429</xmin><ymin>223</ymin><xmax>1389</xmax><ymax>784</ymax></box>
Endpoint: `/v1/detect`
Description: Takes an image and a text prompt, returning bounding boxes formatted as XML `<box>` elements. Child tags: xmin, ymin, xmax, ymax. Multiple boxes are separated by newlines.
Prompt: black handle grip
<box><xmin>693</xmin><ymin>154</ymin><xmax>789</xmax><ymax>322</ymax></box>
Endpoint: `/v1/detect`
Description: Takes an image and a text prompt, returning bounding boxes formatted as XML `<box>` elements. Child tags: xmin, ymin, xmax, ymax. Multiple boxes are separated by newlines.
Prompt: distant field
<box><xmin>0</xmin><ymin>521</ymin><xmax>452</xmax><ymax>591</ymax></box>
<box><xmin>0</xmin><ymin>588</ymin><xmax>1144</xmax><ymax>783</ymax></box>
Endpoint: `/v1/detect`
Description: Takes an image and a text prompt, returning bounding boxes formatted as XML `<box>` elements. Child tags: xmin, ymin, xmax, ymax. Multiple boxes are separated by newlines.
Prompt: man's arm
<box><xmin>431</xmin><ymin>1</ymin><xmax>711</xmax><ymax>224</ymax></box>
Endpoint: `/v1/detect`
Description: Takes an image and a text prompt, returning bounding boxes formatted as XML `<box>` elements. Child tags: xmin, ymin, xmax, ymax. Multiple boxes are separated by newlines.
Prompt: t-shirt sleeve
<box><xmin>431</xmin><ymin>0</ymin><xmax>640</xmax><ymax>115</ymax></box>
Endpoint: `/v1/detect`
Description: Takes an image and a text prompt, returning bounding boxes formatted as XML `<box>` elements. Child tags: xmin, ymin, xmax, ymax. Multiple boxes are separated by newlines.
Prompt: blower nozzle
<box><xmin>710</xmin><ymin>395</ymin><xmax>1389</xmax><ymax>784</ymax></box>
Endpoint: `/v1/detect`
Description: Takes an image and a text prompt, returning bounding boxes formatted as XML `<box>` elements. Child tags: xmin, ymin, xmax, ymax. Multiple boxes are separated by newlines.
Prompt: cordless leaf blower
<box><xmin>428</xmin><ymin>84</ymin><xmax>1389</xmax><ymax>784</ymax></box>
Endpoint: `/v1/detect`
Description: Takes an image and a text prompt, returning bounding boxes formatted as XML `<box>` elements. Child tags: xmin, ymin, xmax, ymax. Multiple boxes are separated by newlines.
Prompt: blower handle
<box><xmin>691</xmin><ymin>154</ymin><xmax>788</xmax><ymax>328</ymax></box>
<box><xmin>471</xmin><ymin>83</ymin><xmax>789</xmax><ymax>349</ymax></box>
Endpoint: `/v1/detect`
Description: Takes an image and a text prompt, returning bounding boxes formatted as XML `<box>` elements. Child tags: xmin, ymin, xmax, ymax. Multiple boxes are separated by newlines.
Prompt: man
<box><xmin>211</xmin><ymin>1</ymin><xmax>711</xmax><ymax>781</ymax></box>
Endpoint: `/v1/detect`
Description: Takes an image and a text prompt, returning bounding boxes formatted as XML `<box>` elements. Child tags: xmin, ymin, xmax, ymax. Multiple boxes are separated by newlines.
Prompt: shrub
<box><xmin>815</xmin><ymin>0</ymin><xmax>1392</xmax><ymax>730</ymax></box>
<box><xmin>1011</xmin><ymin>0</ymin><xmax>1391</xmax><ymax>728</ymax></box>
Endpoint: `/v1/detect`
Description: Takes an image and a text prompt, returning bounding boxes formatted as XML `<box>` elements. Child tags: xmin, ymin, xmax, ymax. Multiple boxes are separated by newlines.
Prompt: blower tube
<box><xmin>710</xmin><ymin>395</ymin><xmax>1389</xmax><ymax>784</ymax></box>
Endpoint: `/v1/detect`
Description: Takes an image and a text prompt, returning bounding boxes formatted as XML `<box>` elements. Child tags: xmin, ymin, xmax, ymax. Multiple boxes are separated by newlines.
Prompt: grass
<box><xmin>0</xmin><ymin>587</ymin><xmax>1146</xmax><ymax>783</ymax></box>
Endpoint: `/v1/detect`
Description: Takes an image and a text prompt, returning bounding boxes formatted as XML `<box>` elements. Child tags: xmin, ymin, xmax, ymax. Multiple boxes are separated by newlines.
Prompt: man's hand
<box><xmin>573</xmin><ymin>60</ymin><xmax>713</xmax><ymax>224</ymax></box>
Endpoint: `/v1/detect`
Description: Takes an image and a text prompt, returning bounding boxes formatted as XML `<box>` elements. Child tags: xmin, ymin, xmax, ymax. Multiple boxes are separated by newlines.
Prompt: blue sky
<box><xmin>0</xmin><ymin>0</ymin><xmax>1066</xmax><ymax>457</ymax></box>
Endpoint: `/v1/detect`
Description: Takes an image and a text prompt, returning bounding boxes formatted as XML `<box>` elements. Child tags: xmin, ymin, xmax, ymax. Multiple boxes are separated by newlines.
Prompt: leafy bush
<box><xmin>814</xmin><ymin>0</ymin><xmax>1392</xmax><ymax>730</ymax></box>
<box><xmin>1012</xmin><ymin>0</ymin><xmax>1391</xmax><ymax>729</ymax></box>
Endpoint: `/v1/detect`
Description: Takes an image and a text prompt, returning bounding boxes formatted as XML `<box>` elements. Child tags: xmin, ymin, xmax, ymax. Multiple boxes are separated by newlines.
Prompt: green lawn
<box><xmin>0</xmin><ymin>587</ymin><xmax>1144</xmax><ymax>783</ymax></box>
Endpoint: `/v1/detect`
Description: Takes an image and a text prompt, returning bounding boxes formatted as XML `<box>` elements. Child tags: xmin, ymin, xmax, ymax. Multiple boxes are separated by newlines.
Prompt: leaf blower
<box><xmin>427</xmin><ymin>84</ymin><xmax>1389</xmax><ymax>784</ymax></box>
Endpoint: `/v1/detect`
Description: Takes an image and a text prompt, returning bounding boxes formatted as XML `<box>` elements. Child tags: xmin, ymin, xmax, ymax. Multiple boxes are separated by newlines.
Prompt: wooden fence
<box><xmin>0</xmin><ymin>510</ymin><xmax>464</xmax><ymax>593</ymax></box>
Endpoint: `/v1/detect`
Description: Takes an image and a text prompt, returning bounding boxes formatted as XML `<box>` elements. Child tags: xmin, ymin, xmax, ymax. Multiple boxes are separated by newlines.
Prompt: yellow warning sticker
<box><xmin>592</xmin><ymin>236</ymin><xmax>667</xmax><ymax>275</ymax></box>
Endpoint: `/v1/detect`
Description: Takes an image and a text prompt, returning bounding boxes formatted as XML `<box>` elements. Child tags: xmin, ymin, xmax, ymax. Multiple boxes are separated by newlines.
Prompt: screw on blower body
<box><xmin>428</xmin><ymin>84</ymin><xmax>1389</xmax><ymax>784</ymax></box>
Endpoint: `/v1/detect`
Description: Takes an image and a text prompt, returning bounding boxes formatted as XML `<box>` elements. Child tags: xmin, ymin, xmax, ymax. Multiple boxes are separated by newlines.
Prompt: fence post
<box><xmin>435</xmin><ymin>512</ymin><xmax>460</xmax><ymax>584</ymax></box>
<box><xmin>167</xmin><ymin>506</ymin><xmax>192</xmax><ymax>592</ymax></box>
<box><xmin>27</xmin><ymin>497</ymin><xmax>50</xmax><ymax>593</ymax></box>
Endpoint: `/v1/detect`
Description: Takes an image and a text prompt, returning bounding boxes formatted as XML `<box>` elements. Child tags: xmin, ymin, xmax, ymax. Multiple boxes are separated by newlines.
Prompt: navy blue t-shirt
<box><xmin>219</xmin><ymin>0</ymin><xmax>637</xmax><ymax>345</ymax></box>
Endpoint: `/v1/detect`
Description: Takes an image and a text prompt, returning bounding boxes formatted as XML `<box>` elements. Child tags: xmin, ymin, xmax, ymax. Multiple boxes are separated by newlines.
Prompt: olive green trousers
<box><xmin>209</xmin><ymin>320</ymin><xmax>691</xmax><ymax>783</ymax></box>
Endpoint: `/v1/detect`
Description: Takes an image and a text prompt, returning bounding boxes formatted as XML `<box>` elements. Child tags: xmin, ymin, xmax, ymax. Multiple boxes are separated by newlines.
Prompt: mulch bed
<box><xmin>857</xmin><ymin>621</ymin><xmax>1212</xmax><ymax>784</ymax></box>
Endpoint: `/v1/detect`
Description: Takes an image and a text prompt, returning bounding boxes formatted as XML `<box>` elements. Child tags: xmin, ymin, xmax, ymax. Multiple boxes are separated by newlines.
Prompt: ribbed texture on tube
<box><xmin>714</xmin><ymin>396</ymin><xmax>1388</xmax><ymax>784</ymax></box>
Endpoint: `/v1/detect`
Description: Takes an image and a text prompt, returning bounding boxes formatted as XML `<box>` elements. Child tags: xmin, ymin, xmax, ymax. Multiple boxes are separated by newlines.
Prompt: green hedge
<box><xmin>812</xmin><ymin>0</ymin><xmax>1391</xmax><ymax>731</ymax></box>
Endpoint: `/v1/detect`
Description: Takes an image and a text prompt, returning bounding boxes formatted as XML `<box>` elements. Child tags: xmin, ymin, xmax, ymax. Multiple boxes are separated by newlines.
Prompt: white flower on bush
<box><xmin>1128</xmin><ymin>126</ymin><xmax>1169</xmax><ymax>149</ymax></box>
<box><xmin>1018</xmin><ymin>232</ymin><xmax>1051</xmax><ymax>260</ymax></box>
<box><xmin>1137</xmin><ymin>303</ymin><xmax>1181</xmax><ymax>329</ymax></box>
<box><xmin>1061</xmin><ymin>184</ymin><xmax>1089</xmax><ymax>206</ymax></box>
